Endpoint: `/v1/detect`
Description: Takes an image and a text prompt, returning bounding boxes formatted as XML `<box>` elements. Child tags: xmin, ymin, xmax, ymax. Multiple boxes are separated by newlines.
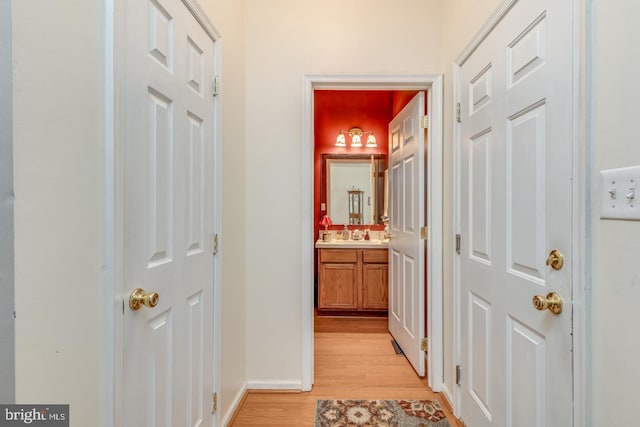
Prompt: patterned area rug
<box><xmin>315</xmin><ymin>399</ymin><xmax>451</xmax><ymax>427</ymax></box>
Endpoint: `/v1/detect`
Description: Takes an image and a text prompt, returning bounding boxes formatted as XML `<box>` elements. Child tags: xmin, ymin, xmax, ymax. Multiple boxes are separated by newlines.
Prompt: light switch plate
<box><xmin>600</xmin><ymin>166</ymin><xmax>640</xmax><ymax>220</ymax></box>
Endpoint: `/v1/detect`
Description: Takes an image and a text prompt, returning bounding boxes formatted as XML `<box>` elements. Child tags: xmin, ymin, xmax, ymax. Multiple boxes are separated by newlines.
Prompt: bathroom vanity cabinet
<box><xmin>317</xmin><ymin>247</ymin><xmax>388</xmax><ymax>314</ymax></box>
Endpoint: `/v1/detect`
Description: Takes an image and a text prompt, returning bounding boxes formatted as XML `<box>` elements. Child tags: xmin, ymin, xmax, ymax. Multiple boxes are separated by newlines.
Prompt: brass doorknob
<box><xmin>129</xmin><ymin>288</ymin><xmax>159</xmax><ymax>311</ymax></box>
<box><xmin>545</xmin><ymin>249</ymin><xmax>564</xmax><ymax>270</ymax></box>
<box><xmin>532</xmin><ymin>292</ymin><xmax>563</xmax><ymax>315</ymax></box>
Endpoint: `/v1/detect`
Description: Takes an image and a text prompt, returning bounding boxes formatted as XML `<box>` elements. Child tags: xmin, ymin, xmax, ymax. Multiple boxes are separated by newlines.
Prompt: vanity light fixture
<box><xmin>335</xmin><ymin>127</ymin><xmax>377</xmax><ymax>148</ymax></box>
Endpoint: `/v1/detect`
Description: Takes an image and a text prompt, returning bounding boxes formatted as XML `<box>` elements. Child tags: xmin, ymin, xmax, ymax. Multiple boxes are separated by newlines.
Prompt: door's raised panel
<box><xmin>148</xmin><ymin>310</ymin><xmax>173</xmax><ymax>427</ymax></box>
<box><xmin>403</xmin><ymin>116</ymin><xmax>416</xmax><ymax>147</ymax></box>
<box><xmin>507</xmin><ymin>317</ymin><xmax>545</xmax><ymax>427</ymax></box>
<box><xmin>469</xmin><ymin>129</ymin><xmax>492</xmax><ymax>265</ymax></box>
<box><xmin>507</xmin><ymin>102</ymin><xmax>546</xmax><ymax>282</ymax></box>
<box><xmin>390</xmin><ymin>248</ymin><xmax>401</xmax><ymax>322</ymax></box>
<box><xmin>508</xmin><ymin>13</ymin><xmax>547</xmax><ymax>87</ymax></box>
<box><xmin>186</xmin><ymin>36</ymin><xmax>204</xmax><ymax>96</ymax></box>
<box><xmin>391</xmin><ymin>163</ymin><xmax>401</xmax><ymax>231</ymax></box>
<box><xmin>390</xmin><ymin>125</ymin><xmax>401</xmax><ymax>153</ymax></box>
<box><xmin>469</xmin><ymin>64</ymin><xmax>492</xmax><ymax>114</ymax></box>
<box><xmin>186</xmin><ymin>112</ymin><xmax>204</xmax><ymax>256</ymax></box>
<box><xmin>402</xmin><ymin>254</ymin><xmax>416</xmax><ymax>336</ymax></box>
<box><xmin>149</xmin><ymin>0</ymin><xmax>174</xmax><ymax>70</ymax></box>
<box><xmin>469</xmin><ymin>293</ymin><xmax>492</xmax><ymax>421</ymax></box>
<box><xmin>403</xmin><ymin>156</ymin><xmax>416</xmax><ymax>233</ymax></box>
<box><xmin>148</xmin><ymin>88</ymin><xmax>174</xmax><ymax>267</ymax></box>
<box><xmin>186</xmin><ymin>292</ymin><xmax>203</xmax><ymax>427</ymax></box>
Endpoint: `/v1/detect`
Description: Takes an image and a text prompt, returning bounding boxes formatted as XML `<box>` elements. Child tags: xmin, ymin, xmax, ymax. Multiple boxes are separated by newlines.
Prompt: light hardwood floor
<box><xmin>229</xmin><ymin>314</ymin><xmax>458</xmax><ymax>426</ymax></box>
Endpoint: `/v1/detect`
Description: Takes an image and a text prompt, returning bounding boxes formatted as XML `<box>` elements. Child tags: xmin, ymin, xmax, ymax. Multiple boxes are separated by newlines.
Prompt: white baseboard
<box><xmin>221</xmin><ymin>382</ymin><xmax>247</xmax><ymax>427</ymax></box>
<box><xmin>245</xmin><ymin>380</ymin><xmax>303</xmax><ymax>390</ymax></box>
<box><xmin>438</xmin><ymin>383</ymin><xmax>456</xmax><ymax>417</ymax></box>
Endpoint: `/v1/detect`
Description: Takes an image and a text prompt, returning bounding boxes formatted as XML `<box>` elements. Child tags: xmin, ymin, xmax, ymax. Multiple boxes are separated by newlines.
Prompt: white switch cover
<box><xmin>601</xmin><ymin>166</ymin><xmax>640</xmax><ymax>220</ymax></box>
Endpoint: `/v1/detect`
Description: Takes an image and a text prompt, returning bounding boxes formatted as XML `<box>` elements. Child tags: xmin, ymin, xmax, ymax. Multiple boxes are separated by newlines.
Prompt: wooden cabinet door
<box><xmin>362</xmin><ymin>264</ymin><xmax>388</xmax><ymax>310</ymax></box>
<box><xmin>318</xmin><ymin>263</ymin><xmax>359</xmax><ymax>310</ymax></box>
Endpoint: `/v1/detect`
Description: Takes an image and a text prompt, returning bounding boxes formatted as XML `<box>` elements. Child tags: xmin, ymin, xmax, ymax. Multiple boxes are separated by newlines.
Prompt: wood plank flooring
<box><xmin>230</xmin><ymin>315</ymin><xmax>457</xmax><ymax>426</ymax></box>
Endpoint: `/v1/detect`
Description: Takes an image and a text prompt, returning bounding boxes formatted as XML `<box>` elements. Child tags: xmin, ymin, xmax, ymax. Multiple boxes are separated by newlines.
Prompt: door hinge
<box><xmin>456</xmin><ymin>102</ymin><xmax>461</xmax><ymax>123</ymax></box>
<box><xmin>213</xmin><ymin>75</ymin><xmax>220</xmax><ymax>97</ymax></box>
<box><xmin>212</xmin><ymin>234</ymin><xmax>219</xmax><ymax>255</ymax></box>
<box><xmin>420</xmin><ymin>337</ymin><xmax>429</xmax><ymax>353</ymax></box>
<box><xmin>211</xmin><ymin>392</ymin><xmax>218</xmax><ymax>414</ymax></box>
<box><xmin>421</xmin><ymin>115</ymin><xmax>429</xmax><ymax>129</ymax></box>
<box><xmin>420</xmin><ymin>226</ymin><xmax>428</xmax><ymax>240</ymax></box>
<box><xmin>455</xmin><ymin>234</ymin><xmax>461</xmax><ymax>255</ymax></box>
<box><xmin>456</xmin><ymin>365</ymin><xmax>462</xmax><ymax>385</ymax></box>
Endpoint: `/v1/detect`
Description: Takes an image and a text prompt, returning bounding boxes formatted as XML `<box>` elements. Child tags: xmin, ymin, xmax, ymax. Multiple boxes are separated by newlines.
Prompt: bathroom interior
<box><xmin>313</xmin><ymin>89</ymin><xmax>425</xmax><ymax>318</ymax></box>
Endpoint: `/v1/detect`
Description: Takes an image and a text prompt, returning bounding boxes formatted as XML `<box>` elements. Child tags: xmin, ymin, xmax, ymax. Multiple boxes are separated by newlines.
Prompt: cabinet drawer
<box><xmin>320</xmin><ymin>249</ymin><xmax>358</xmax><ymax>263</ymax></box>
<box><xmin>362</xmin><ymin>249</ymin><xmax>388</xmax><ymax>263</ymax></box>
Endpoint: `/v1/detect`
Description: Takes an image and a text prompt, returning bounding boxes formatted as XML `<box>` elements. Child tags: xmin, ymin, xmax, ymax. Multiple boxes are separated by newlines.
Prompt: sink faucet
<box><xmin>381</xmin><ymin>215</ymin><xmax>392</xmax><ymax>240</ymax></box>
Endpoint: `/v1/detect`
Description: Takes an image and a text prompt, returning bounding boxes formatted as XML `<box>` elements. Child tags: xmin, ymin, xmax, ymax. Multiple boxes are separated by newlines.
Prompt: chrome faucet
<box><xmin>381</xmin><ymin>215</ymin><xmax>392</xmax><ymax>240</ymax></box>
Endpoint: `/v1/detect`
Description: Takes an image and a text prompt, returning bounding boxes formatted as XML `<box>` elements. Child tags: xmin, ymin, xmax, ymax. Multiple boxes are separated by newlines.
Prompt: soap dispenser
<box><xmin>342</xmin><ymin>224</ymin><xmax>349</xmax><ymax>240</ymax></box>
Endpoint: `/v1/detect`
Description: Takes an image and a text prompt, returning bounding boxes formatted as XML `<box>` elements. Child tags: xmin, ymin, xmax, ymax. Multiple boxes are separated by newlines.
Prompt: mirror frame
<box><xmin>321</xmin><ymin>153</ymin><xmax>387</xmax><ymax>225</ymax></box>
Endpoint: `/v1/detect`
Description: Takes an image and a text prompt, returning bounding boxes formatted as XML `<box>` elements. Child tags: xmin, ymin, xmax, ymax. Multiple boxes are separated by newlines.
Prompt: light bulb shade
<box><xmin>351</xmin><ymin>134</ymin><xmax>362</xmax><ymax>147</ymax></box>
<box><xmin>366</xmin><ymin>134</ymin><xmax>377</xmax><ymax>147</ymax></box>
<box><xmin>319</xmin><ymin>215</ymin><xmax>332</xmax><ymax>228</ymax></box>
<box><xmin>335</xmin><ymin>133</ymin><xmax>346</xmax><ymax>147</ymax></box>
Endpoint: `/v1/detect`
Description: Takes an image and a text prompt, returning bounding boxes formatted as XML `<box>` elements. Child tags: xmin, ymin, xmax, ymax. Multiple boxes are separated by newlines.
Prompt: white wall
<box><xmin>13</xmin><ymin>0</ymin><xmax>107</xmax><ymax>424</ymax></box>
<box><xmin>0</xmin><ymin>0</ymin><xmax>15</xmax><ymax>404</ymax></box>
<box><xmin>201</xmin><ymin>0</ymin><xmax>249</xmax><ymax>419</ymax></box>
<box><xmin>590</xmin><ymin>0</ymin><xmax>640</xmax><ymax>424</ymax></box>
<box><xmin>244</xmin><ymin>0</ymin><xmax>443</xmax><ymax>385</ymax></box>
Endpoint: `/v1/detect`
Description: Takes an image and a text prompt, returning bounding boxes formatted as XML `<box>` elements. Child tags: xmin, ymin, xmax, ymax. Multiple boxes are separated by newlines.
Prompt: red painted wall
<box><xmin>313</xmin><ymin>89</ymin><xmax>423</xmax><ymax>242</ymax></box>
<box><xmin>314</xmin><ymin>91</ymin><xmax>392</xmax><ymax>239</ymax></box>
<box><xmin>392</xmin><ymin>90</ymin><xmax>427</xmax><ymax>116</ymax></box>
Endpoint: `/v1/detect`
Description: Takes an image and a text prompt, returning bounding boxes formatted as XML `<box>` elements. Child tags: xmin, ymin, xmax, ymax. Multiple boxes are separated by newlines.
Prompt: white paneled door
<box><xmin>459</xmin><ymin>0</ymin><xmax>573</xmax><ymax>426</ymax></box>
<box><xmin>388</xmin><ymin>92</ymin><xmax>426</xmax><ymax>376</ymax></box>
<box><xmin>121</xmin><ymin>0</ymin><xmax>216</xmax><ymax>425</ymax></box>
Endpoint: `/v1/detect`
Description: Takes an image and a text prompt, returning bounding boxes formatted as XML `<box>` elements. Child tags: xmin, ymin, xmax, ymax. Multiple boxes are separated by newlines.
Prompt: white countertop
<box><xmin>315</xmin><ymin>239</ymin><xmax>389</xmax><ymax>249</ymax></box>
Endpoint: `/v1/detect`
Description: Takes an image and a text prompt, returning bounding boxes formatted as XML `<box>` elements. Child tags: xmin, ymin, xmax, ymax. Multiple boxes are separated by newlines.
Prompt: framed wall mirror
<box><xmin>322</xmin><ymin>154</ymin><xmax>387</xmax><ymax>225</ymax></box>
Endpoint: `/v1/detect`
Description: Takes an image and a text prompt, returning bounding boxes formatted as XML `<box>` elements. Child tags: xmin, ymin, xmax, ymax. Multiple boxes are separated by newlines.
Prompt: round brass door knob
<box><xmin>532</xmin><ymin>292</ymin><xmax>563</xmax><ymax>315</ymax></box>
<box><xmin>129</xmin><ymin>288</ymin><xmax>159</xmax><ymax>311</ymax></box>
<box><xmin>546</xmin><ymin>249</ymin><xmax>564</xmax><ymax>270</ymax></box>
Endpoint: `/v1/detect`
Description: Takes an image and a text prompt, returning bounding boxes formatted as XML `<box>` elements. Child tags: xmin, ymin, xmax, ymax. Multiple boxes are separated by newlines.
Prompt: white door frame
<box><xmin>108</xmin><ymin>0</ymin><xmax>223</xmax><ymax>425</ymax></box>
<box><xmin>0</xmin><ymin>0</ymin><xmax>14</xmax><ymax>404</ymax></box>
<box><xmin>301</xmin><ymin>74</ymin><xmax>444</xmax><ymax>392</ymax></box>
<box><xmin>451</xmin><ymin>0</ymin><xmax>588</xmax><ymax>423</ymax></box>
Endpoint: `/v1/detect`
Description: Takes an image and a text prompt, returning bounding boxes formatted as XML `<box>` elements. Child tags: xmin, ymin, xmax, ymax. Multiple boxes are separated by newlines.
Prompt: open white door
<box><xmin>388</xmin><ymin>91</ymin><xmax>426</xmax><ymax>376</ymax></box>
<box><xmin>458</xmin><ymin>0</ymin><xmax>573</xmax><ymax>425</ymax></box>
<box><xmin>120</xmin><ymin>0</ymin><xmax>217</xmax><ymax>425</ymax></box>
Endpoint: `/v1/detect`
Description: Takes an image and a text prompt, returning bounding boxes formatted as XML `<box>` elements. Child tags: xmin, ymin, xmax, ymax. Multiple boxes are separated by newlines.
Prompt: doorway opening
<box><xmin>313</xmin><ymin>90</ymin><xmax>405</xmax><ymax>316</ymax></box>
<box><xmin>301</xmin><ymin>74</ymin><xmax>444</xmax><ymax>394</ymax></box>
